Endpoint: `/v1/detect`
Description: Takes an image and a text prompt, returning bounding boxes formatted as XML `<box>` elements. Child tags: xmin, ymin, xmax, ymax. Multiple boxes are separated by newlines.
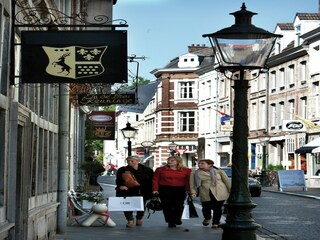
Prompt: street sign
<box><xmin>175</xmin><ymin>148</ymin><xmax>187</xmax><ymax>155</ymax></box>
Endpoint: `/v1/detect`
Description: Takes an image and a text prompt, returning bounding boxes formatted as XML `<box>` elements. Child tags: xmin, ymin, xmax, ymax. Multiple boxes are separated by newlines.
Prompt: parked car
<box><xmin>220</xmin><ymin>167</ymin><xmax>262</xmax><ymax>197</ymax></box>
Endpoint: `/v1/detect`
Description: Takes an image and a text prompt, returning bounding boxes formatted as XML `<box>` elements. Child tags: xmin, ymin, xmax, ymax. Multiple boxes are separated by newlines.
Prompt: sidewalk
<box><xmin>56</xmin><ymin>186</ymin><xmax>320</xmax><ymax>240</ymax></box>
<box><xmin>57</xmin><ymin>193</ymin><xmax>264</xmax><ymax>239</ymax></box>
<box><xmin>57</xmin><ymin>202</ymin><xmax>268</xmax><ymax>240</ymax></box>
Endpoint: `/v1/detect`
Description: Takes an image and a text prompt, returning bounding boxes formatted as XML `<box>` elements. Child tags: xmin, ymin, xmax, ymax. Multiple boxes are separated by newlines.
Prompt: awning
<box><xmin>312</xmin><ymin>146</ymin><xmax>320</xmax><ymax>153</ymax></box>
<box><xmin>295</xmin><ymin>137</ymin><xmax>320</xmax><ymax>154</ymax></box>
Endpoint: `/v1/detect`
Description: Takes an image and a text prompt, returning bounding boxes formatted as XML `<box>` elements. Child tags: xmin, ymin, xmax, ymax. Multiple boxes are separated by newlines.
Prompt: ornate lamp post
<box><xmin>168</xmin><ymin>141</ymin><xmax>177</xmax><ymax>156</ymax></box>
<box><xmin>121</xmin><ymin>122</ymin><xmax>138</xmax><ymax>157</ymax></box>
<box><xmin>141</xmin><ymin>141</ymin><xmax>154</xmax><ymax>159</ymax></box>
<box><xmin>203</xmin><ymin>3</ymin><xmax>281</xmax><ymax>240</ymax></box>
<box><xmin>259</xmin><ymin>135</ymin><xmax>271</xmax><ymax>187</ymax></box>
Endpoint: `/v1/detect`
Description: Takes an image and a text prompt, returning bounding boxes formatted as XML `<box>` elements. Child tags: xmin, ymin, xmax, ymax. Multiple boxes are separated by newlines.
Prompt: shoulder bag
<box><xmin>122</xmin><ymin>170</ymin><xmax>140</xmax><ymax>188</ymax></box>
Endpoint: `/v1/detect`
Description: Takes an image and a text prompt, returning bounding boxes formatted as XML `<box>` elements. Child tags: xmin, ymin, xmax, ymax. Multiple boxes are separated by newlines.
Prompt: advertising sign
<box><xmin>86</xmin><ymin>111</ymin><xmax>115</xmax><ymax>140</ymax></box>
<box><xmin>282</xmin><ymin>120</ymin><xmax>306</xmax><ymax>132</ymax></box>
<box><xmin>277</xmin><ymin>170</ymin><xmax>307</xmax><ymax>192</ymax></box>
<box><xmin>21</xmin><ymin>31</ymin><xmax>127</xmax><ymax>83</ymax></box>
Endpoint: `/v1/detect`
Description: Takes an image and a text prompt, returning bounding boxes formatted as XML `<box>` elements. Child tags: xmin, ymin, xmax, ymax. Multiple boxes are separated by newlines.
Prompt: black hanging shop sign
<box><xmin>78</xmin><ymin>93</ymin><xmax>136</xmax><ymax>106</ymax></box>
<box><xmin>21</xmin><ymin>30</ymin><xmax>127</xmax><ymax>84</ymax></box>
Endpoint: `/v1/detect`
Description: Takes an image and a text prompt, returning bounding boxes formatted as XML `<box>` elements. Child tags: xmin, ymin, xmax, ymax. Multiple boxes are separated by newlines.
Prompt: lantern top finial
<box><xmin>231</xmin><ymin>3</ymin><xmax>256</xmax><ymax>26</ymax></box>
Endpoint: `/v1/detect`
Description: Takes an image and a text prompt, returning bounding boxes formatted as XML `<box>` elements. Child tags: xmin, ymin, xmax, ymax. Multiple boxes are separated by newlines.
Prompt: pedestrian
<box><xmin>107</xmin><ymin>162</ymin><xmax>116</xmax><ymax>175</ymax></box>
<box><xmin>152</xmin><ymin>156</ymin><xmax>191</xmax><ymax>228</ymax></box>
<box><xmin>189</xmin><ymin>159</ymin><xmax>231</xmax><ymax>228</ymax></box>
<box><xmin>115</xmin><ymin>155</ymin><xmax>154</xmax><ymax>228</ymax></box>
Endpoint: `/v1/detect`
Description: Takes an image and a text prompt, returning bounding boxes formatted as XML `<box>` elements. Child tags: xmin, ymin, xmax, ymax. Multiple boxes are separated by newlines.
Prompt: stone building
<box><xmin>0</xmin><ymin>0</ymin><xmax>117</xmax><ymax>239</ymax></box>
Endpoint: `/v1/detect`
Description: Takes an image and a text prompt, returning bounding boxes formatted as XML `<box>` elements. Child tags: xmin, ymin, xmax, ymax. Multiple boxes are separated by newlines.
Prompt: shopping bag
<box><xmin>182</xmin><ymin>195</ymin><xmax>199</xmax><ymax>219</ymax></box>
<box><xmin>108</xmin><ymin>196</ymin><xmax>144</xmax><ymax>211</ymax></box>
<box><xmin>187</xmin><ymin>195</ymin><xmax>199</xmax><ymax>218</ymax></box>
<box><xmin>181</xmin><ymin>203</ymin><xmax>190</xmax><ymax>219</ymax></box>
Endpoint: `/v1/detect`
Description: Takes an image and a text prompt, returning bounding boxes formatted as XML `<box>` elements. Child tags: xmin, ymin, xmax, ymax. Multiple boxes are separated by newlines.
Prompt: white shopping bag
<box><xmin>108</xmin><ymin>196</ymin><xmax>144</xmax><ymax>211</ymax></box>
<box><xmin>182</xmin><ymin>195</ymin><xmax>190</xmax><ymax>220</ymax></box>
<box><xmin>181</xmin><ymin>203</ymin><xmax>190</xmax><ymax>219</ymax></box>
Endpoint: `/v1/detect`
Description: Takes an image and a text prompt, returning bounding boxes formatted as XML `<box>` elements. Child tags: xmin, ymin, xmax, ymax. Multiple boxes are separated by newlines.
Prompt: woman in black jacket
<box><xmin>116</xmin><ymin>155</ymin><xmax>154</xmax><ymax>228</ymax></box>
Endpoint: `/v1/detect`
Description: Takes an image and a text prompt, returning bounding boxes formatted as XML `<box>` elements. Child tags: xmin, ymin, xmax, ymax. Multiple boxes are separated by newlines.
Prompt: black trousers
<box><xmin>201</xmin><ymin>191</ymin><xmax>225</xmax><ymax>225</ymax></box>
<box><xmin>158</xmin><ymin>185</ymin><xmax>186</xmax><ymax>224</ymax></box>
<box><xmin>124</xmin><ymin>197</ymin><xmax>147</xmax><ymax>221</ymax></box>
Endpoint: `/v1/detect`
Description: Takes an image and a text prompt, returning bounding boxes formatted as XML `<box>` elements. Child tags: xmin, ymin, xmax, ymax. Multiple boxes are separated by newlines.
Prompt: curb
<box><xmin>262</xmin><ymin>188</ymin><xmax>320</xmax><ymax>200</ymax></box>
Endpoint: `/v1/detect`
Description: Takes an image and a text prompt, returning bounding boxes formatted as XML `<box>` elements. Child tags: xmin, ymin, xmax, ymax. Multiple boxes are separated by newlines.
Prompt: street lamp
<box><xmin>259</xmin><ymin>135</ymin><xmax>271</xmax><ymax>187</ymax></box>
<box><xmin>141</xmin><ymin>141</ymin><xmax>154</xmax><ymax>159</ymax></box>
<box><xmin>121</xmin><ymin>122</ymin><xmax>138</xmax><ymax>157</ymax></box>
<box><xmin>168</xmin><ymin>141</ymin><xmax>177</xmax><ymax>156</ymax></box>
<box><xmin>203</xmin><ymin>3</ymin><xmax>281</xmax><ymax>240</ymax></box>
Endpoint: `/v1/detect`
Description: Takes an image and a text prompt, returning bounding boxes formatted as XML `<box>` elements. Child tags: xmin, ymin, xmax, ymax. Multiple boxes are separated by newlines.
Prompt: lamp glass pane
<box><xmin>213</xmin><ymin>37</ymin><xmax>276</xmax><ymax>68</ymax></box>
<box><xmin>121</xmin><ymin>129</ymin><xmax>136</xmax><ymax>139</ymax></box>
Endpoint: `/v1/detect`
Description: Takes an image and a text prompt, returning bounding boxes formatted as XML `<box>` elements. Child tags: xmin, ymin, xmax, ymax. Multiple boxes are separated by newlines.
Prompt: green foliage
<box><xmin>95</xmin><ymin>151</ymin><xmax>104</xmax><ymax>163</ymax></box>
<box><xmin>75</xmin><ymin>191</ymin><xmax>104</xmax><ymax>203</ymax></box>
<box><xmin>136</xmin><ymin>76</ymin><xmax>151</xmax><ymax>85</ymax></box>
<box><xmin>85</xmin><ymin>120</ymin><xmax>96</xmax><ymax>140</ymax></box>
<box><xmin>84</xmin><ymin>139</ymin><xmax>103</xmax><ymax>161</ymax></box>
<box><xmin>101</xmin><ymin>105</ymin><xmax>116</xmax><ymax>111</ymax></box>
<box><xmin>266</xmin><ymin>164</ymin><xmax>284</xmax><ymax>172</ymax></box>
<box><xmin>119</xmin><ymin>77</ymin><xmax>151</xmax><ymax>92</ymax></box>
<box><xmin>80</xmin><ymin>160</ymin><xmax>105</xmax><ymax>174</ymax></box>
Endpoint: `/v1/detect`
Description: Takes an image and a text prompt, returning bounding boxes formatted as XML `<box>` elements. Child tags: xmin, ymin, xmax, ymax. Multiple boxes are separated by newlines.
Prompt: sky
<box><xmin>113</xmin><ymin>0</ymin><xmax>318</xmax><ymax>81</ymax></box>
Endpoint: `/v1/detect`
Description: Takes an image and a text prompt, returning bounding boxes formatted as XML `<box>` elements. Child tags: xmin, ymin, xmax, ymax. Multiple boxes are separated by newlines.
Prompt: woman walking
<box><xmin>189</xmin><ymin>159</ymin><xmax>231</xmax><ymax>228</ymax></box>
<box><xmin>152</xmin><ymin>156</ymin><xmax>191</xmax><ymax>228</ymax></box>
<box><xmin>116</xmin><ymin>155</ymin><xmax>154</xmax><ymax>228</ymax></box>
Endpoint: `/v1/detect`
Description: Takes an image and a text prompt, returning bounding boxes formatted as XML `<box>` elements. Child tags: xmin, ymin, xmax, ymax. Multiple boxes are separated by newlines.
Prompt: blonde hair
<box><xmin>166</xmin><ymin>156</ymin><xmax>185</xmax><ymax>170</ymax></box>
<box><xmin>126</xmin><ymin>155</ymin><xmax>141</xmax><ymax>162</ymax></box>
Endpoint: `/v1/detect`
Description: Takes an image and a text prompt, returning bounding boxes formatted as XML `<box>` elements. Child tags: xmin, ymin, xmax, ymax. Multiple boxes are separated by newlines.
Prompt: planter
<box><xmin>82</xmin><ymin>200</ymin><xmax>95</xmax><ymax>209</ymax></box>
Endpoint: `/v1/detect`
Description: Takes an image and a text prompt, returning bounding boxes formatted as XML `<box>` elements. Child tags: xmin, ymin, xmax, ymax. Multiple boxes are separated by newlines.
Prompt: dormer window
<box><xmin>178</xmin><ymin>53</ymin><xmax>200</xmax><ymax>68</ymax></box>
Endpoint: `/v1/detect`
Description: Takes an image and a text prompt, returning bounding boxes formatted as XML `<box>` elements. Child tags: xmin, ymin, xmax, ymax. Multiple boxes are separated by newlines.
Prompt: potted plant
<box><xmin>76</xmin><ymin>191</ymin><xmax>104</xmax><ymax>209</ymax></box>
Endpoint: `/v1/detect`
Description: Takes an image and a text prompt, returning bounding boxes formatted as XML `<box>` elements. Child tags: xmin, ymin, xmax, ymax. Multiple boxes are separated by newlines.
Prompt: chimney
<box><xmin>188</xmin><ymin>44</ymin><xmax>207</xmax><ymax>53</ymax></box>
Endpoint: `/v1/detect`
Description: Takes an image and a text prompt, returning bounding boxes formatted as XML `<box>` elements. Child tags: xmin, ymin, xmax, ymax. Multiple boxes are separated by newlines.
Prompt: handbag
<box><xmin>146</xmin><ymin>196</ymin><xmax>163</xmax><ymax>218</ymax></box>
<box><xmin>122</xmin><ymin>170</ymin><xmax>140</xmax><ymax>188</ymax></box>
<box><xmin>108</xmin><ymin>196</ymin><xmax>144</xmax><ymax>211</ymax></box>
<box><xmin>182</xmin><ymin>195</ymin><xmax>199</xmax><ymax>219</ymax></box>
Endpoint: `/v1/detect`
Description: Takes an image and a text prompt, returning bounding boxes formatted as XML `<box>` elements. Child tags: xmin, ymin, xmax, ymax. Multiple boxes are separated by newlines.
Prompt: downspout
<box><xmin>57</xmin><ymin>84</ymin><xmax>70</xmax><ymax>234</ymax></box>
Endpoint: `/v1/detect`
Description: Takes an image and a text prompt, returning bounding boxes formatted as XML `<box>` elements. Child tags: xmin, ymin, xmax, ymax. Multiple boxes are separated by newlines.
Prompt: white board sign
<box><xmin>277</xmin><ymin>170</ymin><xmax>307</xmax><ymax>192</ymax></box>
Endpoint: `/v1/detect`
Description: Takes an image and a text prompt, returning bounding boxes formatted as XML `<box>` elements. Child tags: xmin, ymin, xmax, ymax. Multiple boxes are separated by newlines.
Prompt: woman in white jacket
<box><xmin>190</xmin><ymin>159</ymin><xmax>231</xmax><ymax>228</ymax></box>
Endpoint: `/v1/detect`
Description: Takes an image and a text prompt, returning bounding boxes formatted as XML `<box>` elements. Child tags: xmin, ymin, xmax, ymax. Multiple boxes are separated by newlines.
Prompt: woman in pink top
<box><xmin>152</xmin><ymin>156</ymin><xmax>191</xmax><ymax>228</ymax></box>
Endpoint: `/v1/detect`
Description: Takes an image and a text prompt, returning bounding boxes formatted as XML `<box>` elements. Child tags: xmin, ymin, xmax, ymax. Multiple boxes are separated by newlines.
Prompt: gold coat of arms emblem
<box><xmin>43</xmin><ymin>46</ymin><xmax>107</xmax><ymax>79</ymax></box>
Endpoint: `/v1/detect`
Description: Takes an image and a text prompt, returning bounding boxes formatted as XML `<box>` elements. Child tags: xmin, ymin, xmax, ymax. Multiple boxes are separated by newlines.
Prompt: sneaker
<box><xmin>136</xmin><ymin>219</ymin><xmax>143</xmax><ymax>226</ymax></box>
<box><xmin>126</xmin><ymin>220</ymin><xmax>134</xmax><ymax>228</ymax></box>
<box><xmin>212</xmin><ymin>224</ymin><xmax>219</xmax><ymax>229</ymax></box>
<box><xmin>202</xmin><ymin>219</ymin><xmax>210</xmax><ymax>226</ymax></box>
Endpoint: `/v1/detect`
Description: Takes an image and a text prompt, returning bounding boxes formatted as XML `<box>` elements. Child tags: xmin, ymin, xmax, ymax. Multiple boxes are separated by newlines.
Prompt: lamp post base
<box><xmin>260</xmin><ymin>170</ymin><xmax>268</xmax><ymax>187</ymax></box>
<box><xmin>221</xmin><ymin>202</ymin><xmax>261</xmax><ymax>240</ymax></box>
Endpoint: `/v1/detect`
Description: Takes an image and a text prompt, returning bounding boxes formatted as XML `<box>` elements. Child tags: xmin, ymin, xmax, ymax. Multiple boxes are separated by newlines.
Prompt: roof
<box><xmin>276</xmin><ymin>23</ymin><xmax>294</xmax><ymax>31</ymax></box>
<box><xmin>163</xmin><ymin>45</ymin><xmax>213</xmax><ymax>69</ymax></box>
<box><xmin>296</xmin><ymin>13</ymin><xmax>320</xmax><ymax>20</ymax></box>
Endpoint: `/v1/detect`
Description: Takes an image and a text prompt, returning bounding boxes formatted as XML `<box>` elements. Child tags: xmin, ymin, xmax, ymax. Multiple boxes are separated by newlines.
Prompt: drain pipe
<box><xmin>57</xmin><ymin>84</ymin><xmax>70</xmax><ymax>233</ymax></box>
